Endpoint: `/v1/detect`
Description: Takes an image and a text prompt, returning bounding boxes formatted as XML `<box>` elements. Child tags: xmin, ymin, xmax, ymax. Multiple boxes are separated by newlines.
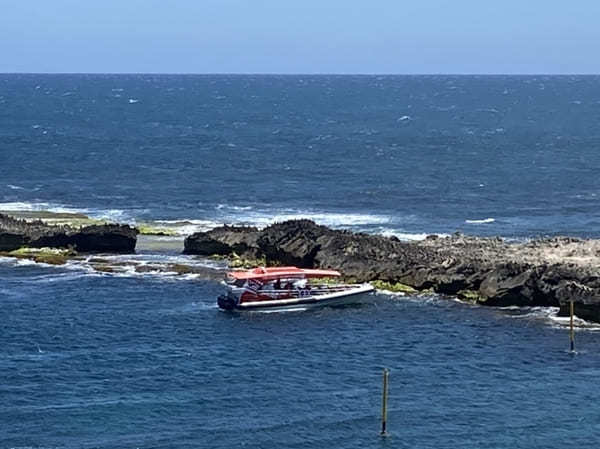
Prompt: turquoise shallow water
<box><xmin>2</xmin><ymin>75</ymin><xmax>600</xmax><ymax>447</ymax></box>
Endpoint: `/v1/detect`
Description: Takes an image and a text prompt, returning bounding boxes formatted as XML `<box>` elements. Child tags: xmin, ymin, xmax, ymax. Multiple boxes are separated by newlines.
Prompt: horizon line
<box><xmin>2</xmin><ymin>72</ymin><xmax>600</xmax><ymax>76</ymax></box>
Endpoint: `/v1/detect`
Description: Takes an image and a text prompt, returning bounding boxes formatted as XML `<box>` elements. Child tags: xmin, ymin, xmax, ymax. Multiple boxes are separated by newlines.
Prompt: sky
<box><xmin>1</xmin><ymin>0</ymin><xmax>599</xmax><ymax>74</ymax></box>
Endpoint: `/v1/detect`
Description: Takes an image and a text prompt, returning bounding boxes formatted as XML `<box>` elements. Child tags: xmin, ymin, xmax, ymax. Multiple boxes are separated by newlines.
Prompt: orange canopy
<box><xmin>228</xmin><ymin>266</ymin><xmax>341</xmax><ymax>281</ymax></box>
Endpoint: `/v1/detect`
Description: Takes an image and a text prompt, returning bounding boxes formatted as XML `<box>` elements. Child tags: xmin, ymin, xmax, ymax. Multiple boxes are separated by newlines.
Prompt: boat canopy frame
<box><xmin>227</xmin><ymin>266</ymin><xmax>341</xmax><ymax>282</ymax></box>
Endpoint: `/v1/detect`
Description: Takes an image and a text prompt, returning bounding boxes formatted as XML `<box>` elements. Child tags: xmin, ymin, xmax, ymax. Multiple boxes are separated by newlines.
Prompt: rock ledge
<box><xmin>185</xmin><ymin>220</ymin><xmax>600</xmax><ymax>315</ymax></box>
<box><xmin>0</xmin><ymin>213</ymin><xmax>138</xmax><ymax>253</ymax></box>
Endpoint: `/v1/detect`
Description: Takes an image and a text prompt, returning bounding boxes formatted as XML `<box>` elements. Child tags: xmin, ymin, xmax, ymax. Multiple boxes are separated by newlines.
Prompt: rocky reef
<box><xmin>184</xmin><ymin>219</ymin><xmax>600</xmax><ymax>315</ymax></box>
<box><xmin>0</xmin><ymin>213</ymin><xmax>138</xmax><ymax>253</ymax></box>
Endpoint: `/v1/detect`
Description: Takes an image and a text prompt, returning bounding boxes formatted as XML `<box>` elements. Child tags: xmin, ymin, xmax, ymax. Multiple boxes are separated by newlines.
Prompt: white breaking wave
<box><xmin>0</xmin><ymin>201</ymin><xmax>131</xmax><ymax>220</ymax></box>
<box><xmin>0</xmin><ymin>200</ymin><xmax>440</xmax><ymax>243</ymax></box>
<box><xmin>215</xmin><ymin>204</ymin><xmax>253</xmax><ymax>211</ymax></box>
<box><xmin>465</xmin><ymin>218</ymin><xmax>495</xmax><ymax>224</ymax></box>
<box><xmin>137</xmin><ymin>210</ymin><xmax>394</xmax><ymax>236</ymax></box>
<box><xmin>380</xmin><ymin>229</ymin><xmax>429</xmax><ymax>241</ymax></box>
<box><xmin>0</xmin><ymin>201</ymin><xmax>133</xmax><ymax>224</ymax></box>
<box><xmin>504</xmin><ymin>306</ymin><xmax>600</xmax><ymax>331</ymax></box>
<box><xmin>547</xmin><ymin>313</ymin><xmax>600</xmax><ymax>331</ymax></box>
<box><xmin>0</xmin><ymin>201</ymin><xmax>85</xmax><ymax>214</ymax></box>
<box><xmin>150</xmin><ymin>212</ymin><xmax>422</xmax><ymax>237</ymax></box>
<box><xmin>476</xmin><ymin>108</ymin><xmax>500</xmax><ymax>114</ymax></box>
<box><xmin>0</xmin><ymin>201</ymin><xmax>48</xmax><ymax>211</ymax></box>
<box><xmin>101</xmin><ymin>253</ymin><xmax>224</xmax><ymax>268</ymax></box>
<box><xmin>0</xmin><ymin>256</ymin><xmax>17</xmax><ymax>265</ymax></box>
<box><xmin>2</xmin><ymin>252</ymin><xmax>226</xmax><ymax>283</ymax></box>
<box><xmin>152</xmin><ymin>219</ymin><xmax>222</xmax><ymax>235</ymax></box>
<box><xmin>379</xmin><ymin>229</ymin><xmax>450</xmax><ymax>241</ymax></box>
<box><xmin>92</xmin><ymin>208</ymin><xmax>130</xmax><ymax>221</ymax></box>
<box><xmin>227</xmin><ymin>211</ymin><xmax>391</xmax><ymax>229</ymax></box>
<box><xmin>15</xmin><ymin>258</ymin><xmax>41</xmax><ymax>267</ymax></box>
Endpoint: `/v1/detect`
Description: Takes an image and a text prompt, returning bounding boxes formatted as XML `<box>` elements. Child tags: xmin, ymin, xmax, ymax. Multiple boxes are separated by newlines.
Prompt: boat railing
<box><xmin>254</xmin><ymin>284</ymin><xmax>358</xmax><ymax>299</ymax></box>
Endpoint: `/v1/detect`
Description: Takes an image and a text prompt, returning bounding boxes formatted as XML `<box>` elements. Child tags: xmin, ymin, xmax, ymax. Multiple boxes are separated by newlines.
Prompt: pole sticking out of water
<box><xmin>570</xmin><ymin>300</ymin><xmax>575</xmax><ymax>352</ymax></box>
<box><xmin>380</xmin><ymin>368</ymin><xmax>389</xmax><ymax>437</ymax></box>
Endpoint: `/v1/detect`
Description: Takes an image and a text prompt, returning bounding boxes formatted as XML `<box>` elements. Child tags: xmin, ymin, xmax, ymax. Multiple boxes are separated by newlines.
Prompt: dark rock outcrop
<box><xmin>556</xmin><ymin>281</ymin><xmax>600</xmax><ymax>322</ymax></box>
<box><xmin>0</xmin><ymin>232</ymin><xmax>28</xmax><ymax>251</ymax></box>
<box><xmin>183</xmin><ymin>225</ymin><xmax>259</xmax><ymax>256</ymax></box>
<box><xmin>0</xmin><ymin>213</ymin><xmax>137</xmax><ymax>253</ymax></box>
<box><xmin>184</xmin><ymin>219</ymin><xmax>600</xmax><ymax>316</ymax></box>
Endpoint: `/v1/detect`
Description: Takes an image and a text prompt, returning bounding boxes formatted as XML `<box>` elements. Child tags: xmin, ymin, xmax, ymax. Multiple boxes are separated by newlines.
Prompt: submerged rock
<box><xmin>0</xmin><ymin>213</ymin><xmax>137</xmax><ymax>253</ymax></box>
<box><xmin>184</xmin><ymin>219</ymin><xmax>600</xmax><ymax>318</ymax></box>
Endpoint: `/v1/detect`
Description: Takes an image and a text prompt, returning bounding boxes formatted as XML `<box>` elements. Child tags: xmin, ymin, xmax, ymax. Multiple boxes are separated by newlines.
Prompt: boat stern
<box><xmin>217</xmin><ymin>294</ymin><xmax>238</xmax><ymax>310</ymax></box>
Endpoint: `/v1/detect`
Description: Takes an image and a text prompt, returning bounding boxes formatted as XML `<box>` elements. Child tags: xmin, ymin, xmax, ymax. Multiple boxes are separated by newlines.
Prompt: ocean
<box><xmin>2</xmin><ymin>74</ymin><xmax>600</xmax><ymax>448</ymax></box>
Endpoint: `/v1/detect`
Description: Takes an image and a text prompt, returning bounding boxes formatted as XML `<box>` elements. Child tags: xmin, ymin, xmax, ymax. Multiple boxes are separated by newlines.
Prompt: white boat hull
<box><xmin>220</xmin><ymin>284</ymin><xmax>374</xmax><ymax>312</ymax></box>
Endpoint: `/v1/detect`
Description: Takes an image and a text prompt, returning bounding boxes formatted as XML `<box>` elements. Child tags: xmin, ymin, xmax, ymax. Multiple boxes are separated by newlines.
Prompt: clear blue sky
<box><xmin>1</xmin><ymin>0</ymin><xmax>599</xmax><ymax>74</ymax></box>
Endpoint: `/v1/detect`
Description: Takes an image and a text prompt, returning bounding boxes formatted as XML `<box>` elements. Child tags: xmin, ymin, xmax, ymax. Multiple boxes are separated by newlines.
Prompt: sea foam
<box><xmin>465</xmin><ymin>218</ymin><xmax>495</xmax><ymax>224</ymax></box>
<box><xmin>379</xmin><ymin>229</ymin><xmax>450</xmax><ymax>241</ymax></box>
<box><xmin>224</xmin><ymin>211</ymin><xmax>391</xmax><ymax>229</ymax></box>
<box><xmin>0</xmin><ymin>201</ymin><xmax>83</xmax><ymax>214</ymax></box>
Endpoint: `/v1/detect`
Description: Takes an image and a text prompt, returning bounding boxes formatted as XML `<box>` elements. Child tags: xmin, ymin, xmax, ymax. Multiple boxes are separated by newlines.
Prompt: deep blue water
<box><xmin>2</xmin><ymin>263</ymin><xmax>600</xmax><ymax>448</ymax></box>
<box><xmin>3</xmin><ymin>75</ymin><xmax>600</xmax><ymax>448</ymax></box>
<box><xmin>2</xmin><ymin>74</ymin><xmax>600</xmax><ymax>237</ymax></box>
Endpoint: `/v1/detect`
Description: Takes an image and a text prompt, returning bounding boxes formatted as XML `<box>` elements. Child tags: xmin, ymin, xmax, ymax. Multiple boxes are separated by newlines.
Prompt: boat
<box><xmin>217</xmin><ymin>266</ymin><xmax>374</xmax><ymax>311</ymax></box>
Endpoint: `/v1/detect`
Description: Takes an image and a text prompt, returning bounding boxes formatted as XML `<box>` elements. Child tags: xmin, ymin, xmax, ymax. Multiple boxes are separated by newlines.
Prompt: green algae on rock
<box><xmin>3</xmin><ymin>247</ymin><xmax>77</xmax><ymax>265</ymax></box>
<box><xmin>228</xmin><ymin>252</ymin><xmax>267</xmax><ymax>269</ymax></box>
<box><xmin>457</xmin><ymin>289</ymin><xmax>487</xmax><ymax>304</ymax></box>
<box><xmin>137</xmin><ymin>224</ymin><xmax>178</xmax><ymax>236</ymax></box>
<box><xmin>371</xmin><ymin>280</ymin><xmax>418</xmax><ymax>294</ymax></box>
<box><xmin>0</xmin><ymin>210</ymin><xmax>108</xmax><ymax>228</ymax></box>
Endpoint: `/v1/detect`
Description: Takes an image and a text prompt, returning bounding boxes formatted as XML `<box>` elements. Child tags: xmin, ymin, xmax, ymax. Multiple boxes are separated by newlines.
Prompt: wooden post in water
<box><xmin>380</xmin><ymin>368</ymin><xmax>389</xmax><ymax>437</ymax></box>
<box><xmin>570</xmin><ymin>300</ymin><xmax>575</xmax><ymax>352</ymax></box>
